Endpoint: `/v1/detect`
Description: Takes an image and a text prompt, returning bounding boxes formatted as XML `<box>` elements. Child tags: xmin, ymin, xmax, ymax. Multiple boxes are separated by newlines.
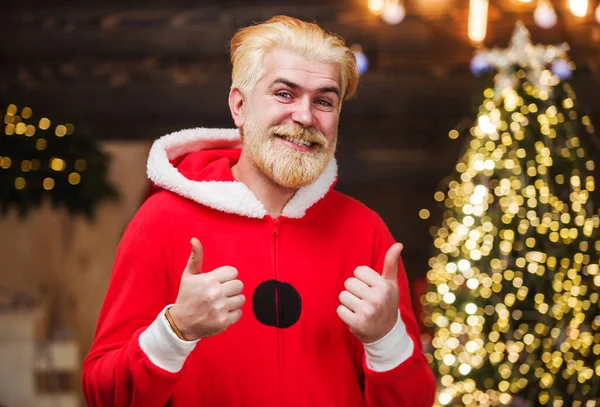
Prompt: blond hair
<box><xmin>230</xmin><ymin>15</ymin><xmax>358</xmax><ymax>101</ymax></box>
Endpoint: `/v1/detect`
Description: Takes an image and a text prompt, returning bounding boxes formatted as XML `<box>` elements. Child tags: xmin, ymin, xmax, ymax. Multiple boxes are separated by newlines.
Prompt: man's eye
<box><xmin>316</xmin><ymin>100</ymin><xmax>333</xmax><ymax>107</ymax></box>
<box><xmin>276</xmin><ymin>92</ymin><xmax>292</xmax><ymax>99</ymax></box>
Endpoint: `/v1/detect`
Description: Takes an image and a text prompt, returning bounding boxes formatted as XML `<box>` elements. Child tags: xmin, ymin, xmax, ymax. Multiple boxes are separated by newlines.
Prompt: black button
<box><xmin>252</xmin><ymin>280</ymin><xmax>301</xmax><ymax>328</ymax></box>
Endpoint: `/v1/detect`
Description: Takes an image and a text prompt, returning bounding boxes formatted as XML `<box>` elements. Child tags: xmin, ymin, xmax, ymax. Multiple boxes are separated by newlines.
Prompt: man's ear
<box><xmin>228</xmin><ymin>88</ymin><xmax>246</xmax><ymax>128</ymax></box>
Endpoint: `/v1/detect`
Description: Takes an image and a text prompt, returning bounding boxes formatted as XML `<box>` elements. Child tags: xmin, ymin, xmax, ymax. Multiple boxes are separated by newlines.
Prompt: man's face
<box><xmin>240</xmin><ymin>48</ymin><xmax>341</xmax><ymax>189</ymax></box>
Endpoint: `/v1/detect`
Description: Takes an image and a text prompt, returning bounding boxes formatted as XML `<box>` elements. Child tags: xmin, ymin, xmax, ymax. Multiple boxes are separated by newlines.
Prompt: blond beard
<box><xmin>242</xmin><ymin>120</ymin><xmax>337</xmax><ymax>189</ymax></box>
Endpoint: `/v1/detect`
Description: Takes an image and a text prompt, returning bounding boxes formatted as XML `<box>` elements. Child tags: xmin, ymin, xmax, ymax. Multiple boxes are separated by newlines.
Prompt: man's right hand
<box><xmin>168</xmin><ymin>238</ymin><xmax>245</xmax><ymax>341</ymax></box>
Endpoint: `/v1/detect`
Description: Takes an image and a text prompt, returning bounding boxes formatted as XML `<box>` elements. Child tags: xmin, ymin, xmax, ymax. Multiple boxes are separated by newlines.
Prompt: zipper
<box><xmin>273</xmin><ymin>218</ymin><xmax>280</xmax><ymax>326</ymax></box>
<box><xmin>272</xmin><ymin>217</ymin><xmax>283</xmax><ymax>406</ymax></box>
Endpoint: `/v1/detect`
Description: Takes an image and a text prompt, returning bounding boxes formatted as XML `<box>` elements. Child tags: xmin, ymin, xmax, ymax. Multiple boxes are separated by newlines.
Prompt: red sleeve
<box><xmin>82</xmin><ymin>215</ymin><xmax>182</xmax><ymax>407</ymax></box>
<box><xmin>363</xmin><ymin>220</ymin><xmax>436</xmax><ymax>407</ymax></box>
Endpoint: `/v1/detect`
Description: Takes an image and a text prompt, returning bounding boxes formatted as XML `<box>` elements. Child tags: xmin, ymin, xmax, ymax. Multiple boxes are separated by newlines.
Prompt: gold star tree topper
<box><xmin>474</xmin><ymin>21</ymin><xmax>571</xmax><ymax>98</ymax></box>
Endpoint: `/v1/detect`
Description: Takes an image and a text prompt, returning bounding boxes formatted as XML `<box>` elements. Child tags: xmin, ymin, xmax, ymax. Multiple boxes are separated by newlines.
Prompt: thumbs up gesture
<box><xmin>337</xmin><ymin>243</ymin><xmax>403</xmax><ymax>344</ymax></box>
<box><xmin>168</xmin><ymin>238</ymin><xmax>245</xmax><ymax>341</ymax></box>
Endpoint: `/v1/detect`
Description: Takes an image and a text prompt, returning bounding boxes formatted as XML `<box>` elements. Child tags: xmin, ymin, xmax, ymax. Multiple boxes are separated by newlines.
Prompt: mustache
<box><xmin>268</xmin><ymin>124</ymin><xmax>328</xmax><ymax>147</ymax></box>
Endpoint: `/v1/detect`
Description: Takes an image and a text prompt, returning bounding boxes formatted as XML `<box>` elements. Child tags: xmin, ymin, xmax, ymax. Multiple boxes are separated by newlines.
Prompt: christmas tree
<box><xmin>0</xmin><ymin>104</ymin><xmax>117</xmax><ymax>218</ymax></box>
<box><xmin>424</xmin><ymin>23</ymin><xmax>600</xmax><ymax>406</ymax></box>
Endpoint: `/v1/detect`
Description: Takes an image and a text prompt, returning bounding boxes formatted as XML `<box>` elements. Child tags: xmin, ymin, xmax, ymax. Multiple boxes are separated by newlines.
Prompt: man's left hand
<box><xmin>337</xmin><ymin>243</ymin><xmax>403</xmax><ymax>344</ymax></box>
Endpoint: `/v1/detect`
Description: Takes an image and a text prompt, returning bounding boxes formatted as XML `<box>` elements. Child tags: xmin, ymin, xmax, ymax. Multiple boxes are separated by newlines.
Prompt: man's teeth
<box><xmin>281</xmin><ymin>136</ymin><xmax>312</xmax><ymax>147</ymax></box>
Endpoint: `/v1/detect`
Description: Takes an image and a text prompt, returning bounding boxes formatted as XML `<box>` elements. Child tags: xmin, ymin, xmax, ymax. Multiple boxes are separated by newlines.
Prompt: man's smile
<box><xmin>275</xmin><ymin>134</ymin><xmax>316</xmax><ymax>151</ymax></box>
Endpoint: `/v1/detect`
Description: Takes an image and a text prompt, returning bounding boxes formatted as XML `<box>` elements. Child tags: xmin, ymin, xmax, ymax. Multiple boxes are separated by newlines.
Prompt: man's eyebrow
<box><xmin>271</xmin><ymin>78</ymin><xmax>340</xmax><ymax>99</ymax></box>
<box><xmin>271</xmin><ymin>78</ymin><xmax>300</xmax><ymax>89</ymax></box>
<box><xmin>318</xmin><ymin>86</ymin><xmax>341</xmax><ymax>99</ymax></box>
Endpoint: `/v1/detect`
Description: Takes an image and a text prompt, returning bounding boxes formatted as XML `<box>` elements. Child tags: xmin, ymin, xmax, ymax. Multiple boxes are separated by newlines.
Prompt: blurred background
<box><xmin>1</xmin><ymin>0</ymin><xmax>600</xmax><ymax>406</ymax></box>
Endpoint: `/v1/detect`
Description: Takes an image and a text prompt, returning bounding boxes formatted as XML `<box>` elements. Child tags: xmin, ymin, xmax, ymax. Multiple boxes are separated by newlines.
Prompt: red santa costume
<box><xmin>82</xmin><ymin>128</ymin><xmax>436</xmax><ymax>407</ymax></box>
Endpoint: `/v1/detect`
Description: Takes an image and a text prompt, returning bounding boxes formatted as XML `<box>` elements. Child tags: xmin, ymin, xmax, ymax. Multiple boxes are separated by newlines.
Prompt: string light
<box><xmin>39</xmin><ymin>117</ymin><xmax>50</xmax><ymax>130</ymax></box>
<box><xmin>568</xmin><ymin>0</ymin><xmax>589</xmax><ymax>18</ymax></box>
<box><xmin>426</xmin><ymin>23</ymin><xmax>600</xmax><ymax>406</ymax></box>
<box><xmin>43</xmin><ymin>178</ymin><xmax>55</xmax><ymax>190</ymax></box>
<box><xmin>55</xmin><ymin>125</ymin><xmax>67</xmax><ymax>137</ymax></box>
<box><xmin>352</xmin><ymin>45</ymin><xmax>369</xmax><ymax>75</ymax></box>
<box><xmin>368</xmin><ymin>0</ymin><xmax>385</xmax><ymax>15</ymax></box>
<box><xmin>533</xmin><ymin>0</ymin><xmax>557</xmax><ymax>29</ymax></box>
<box><xmin>381</xmin><ymin>0</ymin><xmax>406</xmax><ymax>25</ymax></box>
<box><xmin>50</xmin><ymin>157</ymin><xmax>66</xmax><ymax>172</ymax></box>
<box><xmin>36</xmin><ymin>139</ymin><xmax>47</xmax><ymax>151</ymax></box>
<box><xmin>468</xmin><ymin>0</ymin><xmax>489</xmax><ymax>43</ymax></box>
<box><xmin>74</xmin><ymin>159</ymin><xmax>87</xmax><ymax>172</ymax></box>
<box><xmin>68</xmin><ymin>172</ymin><xmax>81</xmax><ymax>185</ymax></box>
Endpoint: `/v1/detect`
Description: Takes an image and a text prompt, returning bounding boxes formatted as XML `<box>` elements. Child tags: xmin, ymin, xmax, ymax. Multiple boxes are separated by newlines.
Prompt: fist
<box><xmin>337</xmin><ymin>243</ymin><xmax>403</xmax><ymax>343</ymax></box>
<box><xmin>169</xmin><ymin>238</ymin><xmax>245</xmax><ymax>341</ymax></box>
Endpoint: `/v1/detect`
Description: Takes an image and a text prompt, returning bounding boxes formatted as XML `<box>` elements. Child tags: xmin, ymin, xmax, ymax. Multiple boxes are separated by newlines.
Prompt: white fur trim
<box><xmin>363</xmin><ymin>310</ymin><xmax>415</xmax><ymax>372</ymax></box>
<box><xmin>147</xmin><ymin>127</ymin><xmax>337</xmax><ymax>219</ymax></box>
<box><xmin>282</xmin><ymin>159</ymin><xmax>337</xmax><ymax>218</ymax></box>
<box><xmin>139</xmin><ymin>305</ymin><xmax>199</xmax><ymax>373</ymax></box>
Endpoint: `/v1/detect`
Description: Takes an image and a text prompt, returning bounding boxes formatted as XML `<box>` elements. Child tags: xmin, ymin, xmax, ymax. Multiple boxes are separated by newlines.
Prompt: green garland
<box><xmin>0</xmin><ymin>104</ymin><xmax>118</xmax><ymax>218</ymax></box>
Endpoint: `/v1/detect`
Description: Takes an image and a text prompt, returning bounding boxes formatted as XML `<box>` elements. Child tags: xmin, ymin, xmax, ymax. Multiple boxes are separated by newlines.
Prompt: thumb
<box><xmin>184</xmin><ymin>237</ymin><xmax>204</xmax><ymax>276</ymax></box>
<box><xmin>382</xmin><ymin>243</ymin><xmax>403</xmax><ymax>283</ymax></box>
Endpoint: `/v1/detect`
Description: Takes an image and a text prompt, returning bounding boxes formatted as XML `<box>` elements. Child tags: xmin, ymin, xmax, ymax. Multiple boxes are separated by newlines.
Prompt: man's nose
<box><xmin>291</xmin><ymin>98</ymin><xmax>315</xmax><ymax>128</ymax></box>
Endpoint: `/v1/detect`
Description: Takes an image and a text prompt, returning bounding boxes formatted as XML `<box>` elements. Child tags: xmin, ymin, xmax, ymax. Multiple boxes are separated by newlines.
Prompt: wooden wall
<box><xmin>2</xmin><ymin>0</ymin><xmax>600</xmax><ymax>355</ymax></box>
<box><xmin>3</xmin><ymin>1</ymin><xmax>600</xmax><ymax>279</ymax></box>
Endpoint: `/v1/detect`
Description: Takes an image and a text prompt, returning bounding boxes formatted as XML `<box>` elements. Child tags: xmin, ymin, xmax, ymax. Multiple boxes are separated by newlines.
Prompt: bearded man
<box><xmin>83</xmin><ymin>15</ymin><xmax>436</xmax><ymax>407</ymax></box>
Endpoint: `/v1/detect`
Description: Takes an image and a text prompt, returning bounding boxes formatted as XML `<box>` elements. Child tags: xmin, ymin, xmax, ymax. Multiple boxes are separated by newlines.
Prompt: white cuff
<box><xmin>138</xmin><ymin>305</ymin><xmax>200</xmax><ymax>373</ymax></box>
<box><xmin>363</xmin><ymin>310</ymin><xmax>414</xmax><ymax>372</ymax></box>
